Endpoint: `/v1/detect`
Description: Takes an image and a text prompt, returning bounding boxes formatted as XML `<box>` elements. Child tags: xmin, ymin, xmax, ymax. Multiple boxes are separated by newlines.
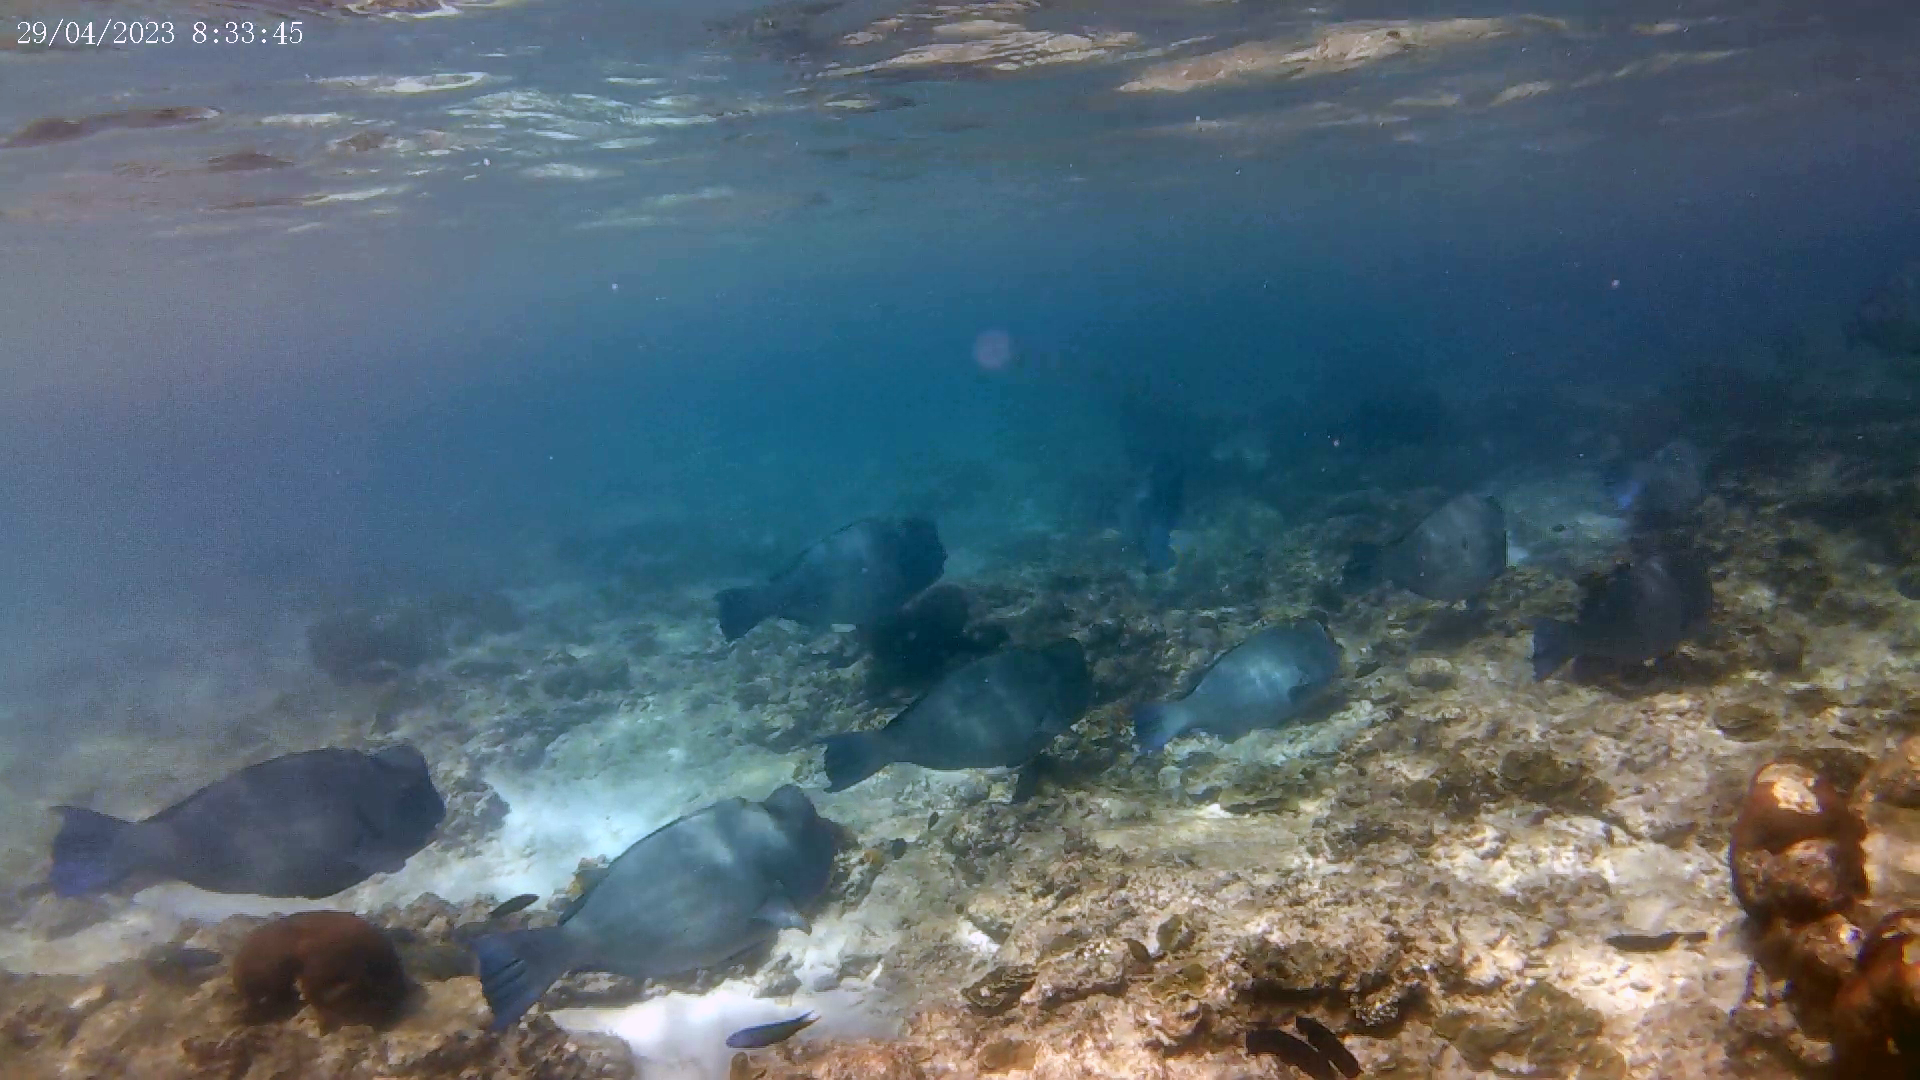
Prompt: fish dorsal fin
<box><xmin>754</xmin><ymin>892</ymin><xmax>809</xmax><ymax>932</ymax></box>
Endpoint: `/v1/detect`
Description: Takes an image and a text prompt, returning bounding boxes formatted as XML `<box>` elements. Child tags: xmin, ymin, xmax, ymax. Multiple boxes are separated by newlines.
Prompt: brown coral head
<box><xmin>1758</xmin><ymin>911</ymin><xmax>1864</xmax><ymax>1006</ymax></box>
<box><xmin>1833</xmin><ymin>910</ymin><xmax>1920</xmax><ymax>1076</ymax></box>
<box><xmin>1729</xmin><ymin>762</ymin><xmax>1867</xmax><ymax>921</ymax></box>
<box><xmin>233</xmin><ymin>911</ymin><xmax>410</xmax><ymax>1029</ymax></box>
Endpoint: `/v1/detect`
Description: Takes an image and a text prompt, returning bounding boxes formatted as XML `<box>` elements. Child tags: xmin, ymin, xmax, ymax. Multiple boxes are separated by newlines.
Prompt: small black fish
<box><xmin>488</xmin><ymin>893</ymin><xmax>540</xmax><ymax>920</ymax></box>
<box><xmin>726</xmin><ymin>1011</ymin><xmax>818</xmax><ymax>1048</ymax></box>
<box><xmin>1605</xmin><ymin>930</ymin><xmax>1707</xmax><ymax>953</ymax></box>
<box><xmin>1247</xmin><ymin>1027</ymin><xmax>1338</xmax><ymax>1080</ymax></box>
<box><xmin>141</xmin><ymin>943</ymin><xmax>224</xmax><ymax>986</ymax></box>
<box><xmin>1294</xmin><ymin>1016</ymin><xmax>1362</xmax><ymax>1078</ymax></box>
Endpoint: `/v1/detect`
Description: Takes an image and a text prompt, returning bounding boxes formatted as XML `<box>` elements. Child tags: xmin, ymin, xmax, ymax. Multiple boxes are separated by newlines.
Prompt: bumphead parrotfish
<box><xmin>820</xmin><ymin>640</ymin><xmax>1091</xmax><ymax>791</ymax></box>
<box><xmin>717</xmin><ymin>517</ymin><xmax>946</xmax><ymax>641</ymax></box>
<box><xmin>49</xmin><ymin>745</ymin><xmax>444</xmax><ymax>899</ymax></box>
<box><xmin>473</xmin><ymin>785</ymin><xmax>839</xmax><ymax>1031</ymax></box>
<box><xmin>1133</xmin><ymin>620</ymin><xmax>1342</xmax><ymax>753</ymax></box>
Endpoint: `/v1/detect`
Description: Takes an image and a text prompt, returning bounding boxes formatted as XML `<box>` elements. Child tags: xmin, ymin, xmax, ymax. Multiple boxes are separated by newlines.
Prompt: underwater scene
<box><xmin>4</xmin><ymin>0</ymin><xmax>1920</xmax><ymax>1077</ymax></box>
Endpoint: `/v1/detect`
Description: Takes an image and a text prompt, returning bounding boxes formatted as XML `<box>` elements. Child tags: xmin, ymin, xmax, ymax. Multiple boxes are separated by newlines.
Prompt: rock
<box><xmin>1407</xmin><ymin>656</ymin><xmax>1456</xmax><ymax>689</ymax></box>
<box><xmin>233</xmin><ymin>911</ymin><xmax>408</xmax><ymax>1028</ymax></box>
<box><xmin>433</xmin><ymin>768</ymin><xmax>510</xmax><ymax>852</ymax></box>
<box><xmin>1855</xmin><ymin>736</ymin><xmax>1920</xmax><ymax>909</ymax></box>
<box><xmin>0</xmin><ymin>942</ymin><xmax>633</xmax><ymax>1079</ymax></box>
<box><xmin>539</xmin><ymin>654</ymin><xmax>630</xmax><ymax>700</ymax></box>
<box><xmin>1435</xmin><ymin>981</ymin><xmax>1627</xmax><ymax>1078</ymax></box>
<box><xmin>1731</xmin><ymin>761</ymin><xmax>1867</xmax><ymax>922</ymax></box>
<box><xmin>961</xmin><ymin>965</ymin><xmax>1034</xmax><ymax>1015</ymax></box>
<box><xmin>307</xmin><ymin>607</ymin><xmax>445</xmax><ymax>684</ymax></box>
<box><xmin>1832</xmin><ymin>910</ymin><xmax>1920</xmax><ymax>1075</ymax></box>
<box><xmin>1714</xmin><ymin>701</ymin><xmax>1779</xmax><ymax>742</ymax></box>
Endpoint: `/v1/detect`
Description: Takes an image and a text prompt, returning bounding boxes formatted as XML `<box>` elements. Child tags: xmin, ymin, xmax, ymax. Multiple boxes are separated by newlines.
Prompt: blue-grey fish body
<box><xmin>474</xmin><ymin>785</ymin><xmax>838</xmax><ymax>1030</ymax></box>
<box><xmin>727</xmin><ymin>1011</ymin><xmax>819</xmax><ymax>1048</ymax></box>
<box><xmin>1377</xmin><ymin>493</ymin><xmax>1508</xmax><ymax>602</ymax></box>
<box><xmin>718</xmin><ymin>517</ymin><xmax>946</xmax><ymax>640</ymax></box>
<box><xmin>1532</xmin><ymin>548</ymin><xmax>1712</xmax><ymax>679</ymax></box>
<box><xmin>821</xmin><ymin>641</ymin><xmax>1091</xmax><ymax>791</ymax></box>
<box><xmin>49</xmin><ymin>745</ymin><xmax>444</xmax><ymax>899</ymax></box>
<box><xmin>1133</xmin><ymin>621</ymin><xmax>1343</xmax><ymax>752</ymax></box>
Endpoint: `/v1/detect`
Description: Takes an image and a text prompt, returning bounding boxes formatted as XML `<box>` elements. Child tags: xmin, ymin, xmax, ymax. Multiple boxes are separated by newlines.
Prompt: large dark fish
<box><xmin>1345</xmin><ymin>493</ymin><xmax>1507</xmax><ymax>602</ymax></box>
<box><xmin>1125</xmin><ymin>455</ymin><xmax>1185</xmax><ymax>572</ymax></box>
<box><xmin>821</xmin><ymin>641</ymin><xmax>1091</xmax><ymax>792</ymax></box>
<box><xmin>49</xmin><ymin>745</ymin><xmax>444</xmax><ymax>899</ymax></box>
<box><xmin>862</xmin><ymin>584</ymin><xmax>1004</xmax><ymax>688</ymax></box>
<box><xmin>717</xmin><ymin>517</ymin><xmax>946</xmax><ymax>641</ymax></box>
<box><xmin>1133</xmin><ymin>620</ymin><xmax>1342</xmax><ymax>753</ymax></box>
<box><xmin>473</xmin><ymin>785</ymin><xmax>838</xmax><ymax>1031</ymax></box>
<box><xmin>2</xmin><ymin>106</ymin><xmax>220</xmax><ymax>149</ymax></box>
<box><xmin>1531</xmin><ymin>548</ymin><xmax>1713</xmax><ymax>679</ymax></box>
<box><xmin>1611</xmin><ymin>439</ymin><xmax>1706</xmax><ymax>531</ymax></box>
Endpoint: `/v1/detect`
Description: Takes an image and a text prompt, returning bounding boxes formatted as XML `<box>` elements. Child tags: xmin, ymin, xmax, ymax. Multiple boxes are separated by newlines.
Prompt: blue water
<box><xmin>3</xmin><ymin>0</ymin><xmax>1920</xmax><ymax>1071</ymax></box>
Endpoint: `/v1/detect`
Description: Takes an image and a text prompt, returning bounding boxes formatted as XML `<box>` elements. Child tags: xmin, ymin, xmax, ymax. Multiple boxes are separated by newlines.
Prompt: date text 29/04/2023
<box><xmin>14</xmin><ymin>19</ymin><xmax>305</xmax><ymax>48</ymax></box>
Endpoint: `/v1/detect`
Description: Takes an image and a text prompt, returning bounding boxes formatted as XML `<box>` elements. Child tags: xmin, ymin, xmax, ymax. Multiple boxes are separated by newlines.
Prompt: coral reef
<box><xmin>1729</xmin><ymin>761</ymin><xmax>1867</xmax><ymax>923</ymax></box>
<box><xmin>233</xmin><ymin>911</ymin><xmax>409</xmax><ymax>1028</ymax></box>
<box><xmin>308</xmin><ymin>593</ymin><xmax>524</xmax><ymax>686</ymax></box>
<box><xmin>1831</xmin><ymin>909</ymin><xmax>1920</xmax><ymax>1076</ymax></box>
<box><xmin>0</xmin><ymin>898</ymin><xmax>634</xmax><ymax>1080</ymax></box>
<box><xmin>308</xmin><ymin>607</ymin><xmax>447</xmax><ymax>685</ymax></box>
<box><xmin>22</xmin><ymin>346</ymin><xmax>1920</xmax><ymax>1079</ymax></box>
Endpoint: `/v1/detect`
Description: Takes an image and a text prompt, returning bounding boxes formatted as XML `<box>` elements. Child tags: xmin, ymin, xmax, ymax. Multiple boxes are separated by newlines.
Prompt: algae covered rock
<box><xmin>1435</xmin><ymin>981</ymin><xmax>1626</xmax><ymax>1079</ymax></box>
<box><xmin>1731</xmin><ymin>760</ymin><xmax>1867</xmax><ymax>922</ymax></box>
<box><xmin>308</xmin><ymin>607</ymin><xmax>446</xmax><ymax>684</ymax></box>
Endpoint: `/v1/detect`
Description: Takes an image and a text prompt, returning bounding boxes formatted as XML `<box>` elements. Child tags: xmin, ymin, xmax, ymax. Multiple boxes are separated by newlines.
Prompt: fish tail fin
<box><xmin>1132</xmin><ymin>702</ymin><xmax>1188</xmax><ymax>754</ymax></box>
<box><xmin>1530</xmin><ymin>618</ymin><xmax>1574</xmax><ymax>681</ymax></box>
<box><xmin>820</xmin><ymin>731</ymin><xmax>891</xmax><ymax>792</ymax></box>
<box><xmin>716</xmin><ymin>586</ymin><xmax>773</xmax><ymax>641</ymax></box>
<box><xmin>49</xmin><ymin>806</ymin><xmax>135</xmax><ymax>897</ymax></box>
<box><xmin>473</xmin><ymin>927</ymin><xmax>576</xmax><ymax>1032</ymax></box>
<box><xmin>1341</xmin><ymin>543</ymin><xmax>1381</xmax><ymax>591</ymax></box>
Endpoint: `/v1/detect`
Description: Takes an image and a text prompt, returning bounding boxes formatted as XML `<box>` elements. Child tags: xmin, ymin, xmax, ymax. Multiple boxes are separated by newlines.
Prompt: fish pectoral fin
<box><xmin>754</xmin><ymin>893</ymin><xmax>810</xmax><ymax>932</ymax></box>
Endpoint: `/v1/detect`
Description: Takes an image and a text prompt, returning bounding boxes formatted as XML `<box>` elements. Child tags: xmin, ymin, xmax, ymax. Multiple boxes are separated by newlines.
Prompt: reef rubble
<box><xmin>8</xmin><ymin>350</ymin><xmax>1920</xmax><ymax>1077</ymax></box>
